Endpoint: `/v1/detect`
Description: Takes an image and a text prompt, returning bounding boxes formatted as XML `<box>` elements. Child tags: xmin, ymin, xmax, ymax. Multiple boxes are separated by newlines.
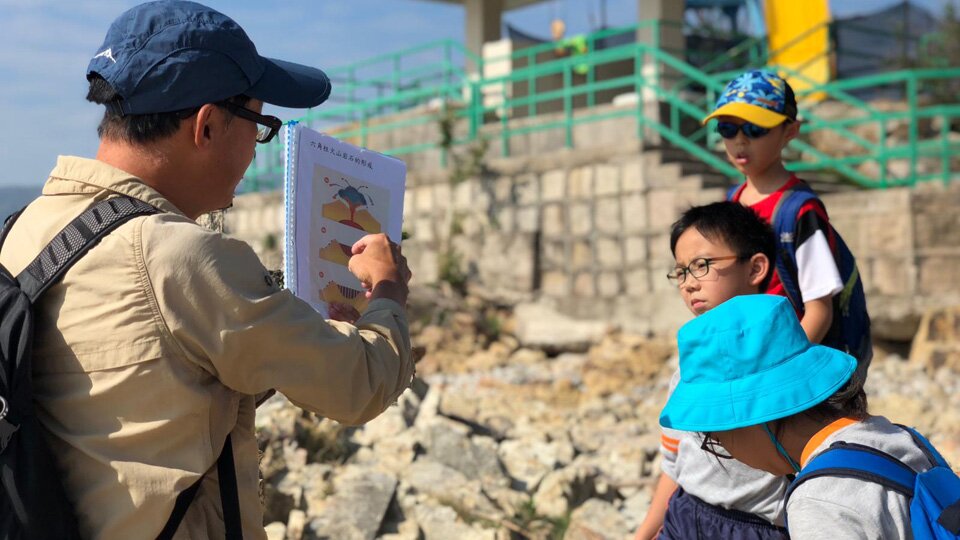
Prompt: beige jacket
<box><xmin>0</xmin><ymin>156</ymin><xmax>414</xmax><ymax>539</ymax></box>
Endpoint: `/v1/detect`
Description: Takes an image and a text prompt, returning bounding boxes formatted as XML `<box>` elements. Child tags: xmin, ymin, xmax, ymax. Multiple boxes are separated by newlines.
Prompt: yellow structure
<box><xmin>764</xmin><ymin>0</ymin><xmax>832</xmax><ymax>99</ymax></box>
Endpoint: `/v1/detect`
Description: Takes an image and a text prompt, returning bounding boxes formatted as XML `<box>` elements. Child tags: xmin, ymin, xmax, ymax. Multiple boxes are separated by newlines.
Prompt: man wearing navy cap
<box><xmin>0</xmin><ymin>2</ymin><xmax>414</xmax><ymax>538</ymax></box>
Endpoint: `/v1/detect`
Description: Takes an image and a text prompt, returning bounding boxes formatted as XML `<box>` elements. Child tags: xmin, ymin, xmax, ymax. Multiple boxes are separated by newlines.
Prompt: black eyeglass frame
<box><xmin>700</xmin><ymin>433</ymin><xmax>734</xmax><ymax>459</ymax></box>
<box><xmin>667</xmin><ymin>255</ymin><xmax>745</xmax><ymax>285</ymax></box>
<box><xmin>174</xmin><ymin>100</ymin><xmax>283</xmax><ymax>144</ymax></box>
<box><xmin>216</xmin><ymin>101</ymin><xmax>283</xmax><ymax>144</ymax></box>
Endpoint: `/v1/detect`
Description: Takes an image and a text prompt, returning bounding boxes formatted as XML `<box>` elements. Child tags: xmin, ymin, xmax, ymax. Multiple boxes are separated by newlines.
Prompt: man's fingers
<box><xmin>351</xmin><ymin>236</ymin><xmax>370</xmax><ymax>255</ymax></box>
<box><xmin>353</xmin><ymin>233</ymin><xmax>392</xmax><ymax>254</ymax></box>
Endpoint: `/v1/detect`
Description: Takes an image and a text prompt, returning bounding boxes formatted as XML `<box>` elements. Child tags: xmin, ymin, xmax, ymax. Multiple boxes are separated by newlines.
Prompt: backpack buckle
<box><xmin>0</xmin><ymin>395</ymin><xmax>7</xmax><ymax>422</ymax></box>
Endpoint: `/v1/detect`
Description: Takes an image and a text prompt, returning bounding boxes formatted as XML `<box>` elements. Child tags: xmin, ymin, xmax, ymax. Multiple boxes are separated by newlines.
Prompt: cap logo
<box><xmin>93</xmin><ymin>48</ymin><xmax>117</xmax><ymax>63</ymax></box>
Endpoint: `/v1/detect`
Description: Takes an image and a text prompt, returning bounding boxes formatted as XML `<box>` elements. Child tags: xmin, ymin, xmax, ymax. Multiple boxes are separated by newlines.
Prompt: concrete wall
<box><xmin>224</xmin><ymin>154</ymin><xmax>960</xmax><ymax>339</ymax></box>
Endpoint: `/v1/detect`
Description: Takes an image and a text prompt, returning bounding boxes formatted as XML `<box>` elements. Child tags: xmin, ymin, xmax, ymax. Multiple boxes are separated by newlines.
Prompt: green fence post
<box><xmin>440</xmin><ymin>98</ymin><xmax>448</xmax><ymax>168</ymax></box>
<box><xmin>564</xmin><ymin>64</ymin><xmax>573</xmax><ymax>148</ymax></box>
<box><xmin>360</xmin><ymin>108</ymin><xmax>368</xmax><ymax>149</ymax></box>
<box><xmin>393</xmin><ymin>54</ymin><xmax>402</xmax><ymax>113</ymax></box>
<box><xmin>469</xmin><ymin>80</ymin><xmax>479</xmax><ymax>140</ymax></box>
<box><xmin>880</xmin><ymin>120</ymin><xmax>888</xmax><ymax>189</ymax></box>
<box><xmin>635</xmin><ymin>48</ymin><xmax>644</xmax><ymax>142</ymax></box>
<box><xmin>349</xmin><ymin>66</ymin><xmax>357</xmax><ymax>122</ymax></box>
<box><xmin>587</xmin><ymin>32</ymin><xmax>596</xmax><ymax>108</ymax></box>
<box><xmin>530</xmin><ymin>73</ymin><xmax>537</xmax><ymax>118</ymax></box>
<box><xmin>942</xmin><ymin>111</ymin><xmax>950</xmax><ymax>186</ymax></box>
<box><xmin>706</xmin><ymin>87</ymin><xmax>717</xmax><ymax>149</ymax></box>
<box><xmin>907</xmin><ymin>75</ymin><xmax>918</xmax><ymax>186</ymax></box>
<box><xmin>501</xmin><ymin>83</ymin><xmax>509</xmax><ymax>157</ymax></box>
<box><xmin>444</xmin><ymin>41</ymin><xmax>452</xmax><ymax>91</ymax></box>
<box><xmin>652</xmin><ymin>20</ymin><xmax>661</xmax><ymax>89</ymax></box>
<box><xmin>527</xmin><ymin>48</ymin><xmax>536</xmax><ymax>117</ymax></box>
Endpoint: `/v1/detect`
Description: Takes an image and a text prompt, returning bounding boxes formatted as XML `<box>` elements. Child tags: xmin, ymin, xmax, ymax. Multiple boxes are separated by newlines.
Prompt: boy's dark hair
<box><xmin>782</xmin><ymin>81</ymin><xmax>798</xmax><ymax>121</ymax></box>
<box><xmin>670</xmin><ymin>201</ymin><xmax>777</xmax><ymax>290</ymax></box>
<box><xmin>86</xmin><ymin>75</ymin><xmax>250</xmax><ymax>144</ymax></box>
<box><xmin>772</xmin><ymin>369</ymin><xmax>867</xmax><ymax>445</ymax></box>
<box><xmin>802</xmin><ymin>369</ymin><xmax>869</xmax><ymax>422</ymax></box>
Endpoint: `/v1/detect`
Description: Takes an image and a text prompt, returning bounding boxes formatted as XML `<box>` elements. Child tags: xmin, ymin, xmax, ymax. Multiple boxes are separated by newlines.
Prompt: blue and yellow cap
<box><xmin>702</xmin><ymin>70</ymin><xmax>797</xmax><ymax>128</ymax></box>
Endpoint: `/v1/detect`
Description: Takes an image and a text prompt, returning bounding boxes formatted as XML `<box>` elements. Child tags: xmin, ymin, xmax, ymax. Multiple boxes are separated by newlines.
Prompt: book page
<box><xmin>283</xmin><ymin>124</ymin><xmax>406</xmax><ymax>316</ymax></box>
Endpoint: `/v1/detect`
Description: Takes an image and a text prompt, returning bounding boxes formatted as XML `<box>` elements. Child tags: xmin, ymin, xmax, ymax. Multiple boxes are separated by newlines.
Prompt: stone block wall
<box><xmin>224</xmin><ymin>152</ymin><xmax>960</xmax><ymax>339</ymax></box>
<box><xmin>823</xmin><ymin>184</ymin><xmax>960</xmax><ymax>339</ymax></box>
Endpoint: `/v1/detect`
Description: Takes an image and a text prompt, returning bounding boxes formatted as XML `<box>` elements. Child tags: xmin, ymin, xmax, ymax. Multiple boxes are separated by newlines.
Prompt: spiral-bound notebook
<box><xmin>282</xmin><ymin>123</ymin><xmax>406</xmax><ymax>317</ymax></box>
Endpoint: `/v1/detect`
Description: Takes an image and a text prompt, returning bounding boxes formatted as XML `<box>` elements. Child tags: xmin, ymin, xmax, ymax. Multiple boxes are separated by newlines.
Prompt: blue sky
<box><xmin>0</xmin><ymin>0</ymin><xmax>952</xmax><ymax>187</ymax></box>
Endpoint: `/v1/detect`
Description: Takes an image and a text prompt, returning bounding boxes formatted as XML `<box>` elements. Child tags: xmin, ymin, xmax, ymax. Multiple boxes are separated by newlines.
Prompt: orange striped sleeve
<box><xmin>661</xmin><ymin>433</ymin><xmax>679</xmax><ymax>453</ymax></box>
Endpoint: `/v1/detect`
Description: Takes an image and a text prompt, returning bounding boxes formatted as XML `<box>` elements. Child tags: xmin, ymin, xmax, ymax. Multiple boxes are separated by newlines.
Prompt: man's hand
<box><xmin>347</xmin><ymin>234</ymin><xmax>411</xmax><ymax>306</ymax></box>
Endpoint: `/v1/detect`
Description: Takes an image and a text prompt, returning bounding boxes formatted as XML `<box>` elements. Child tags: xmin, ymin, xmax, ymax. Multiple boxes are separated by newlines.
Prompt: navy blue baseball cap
<box><xmin>87</xmin><ymin>0</ymin><xmax>331</xmax><ymax>115</ymax></box>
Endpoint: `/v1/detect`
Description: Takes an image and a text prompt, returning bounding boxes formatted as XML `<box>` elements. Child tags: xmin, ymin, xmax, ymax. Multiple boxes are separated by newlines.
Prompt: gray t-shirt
<box><xmin>787</xmin><ymin>415</ymin><xmax>934</xmax><ymax>539</ymax></box>
<box><xmin>661</xmin><ymin>370</ymin><xmax>789</xmax><ymax>525</ymax></box>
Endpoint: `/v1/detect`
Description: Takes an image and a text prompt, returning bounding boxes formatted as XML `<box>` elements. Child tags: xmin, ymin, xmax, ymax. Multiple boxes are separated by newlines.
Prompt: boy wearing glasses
<box><xmin>705</xmin><ymin>70</ymin><xmax>846</xmax><ymax>348</ymax></box>
<box><xmin>635</xmin><ymin>202</ymin><xmax>790</xmax><ymax>539</ymax></box>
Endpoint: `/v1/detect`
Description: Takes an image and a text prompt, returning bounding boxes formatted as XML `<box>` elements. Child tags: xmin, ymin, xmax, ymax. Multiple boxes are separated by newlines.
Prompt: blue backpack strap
<box><xmin>784</xmin><ymin>443</ymin><xmax>916</xmax><ymax>530</ymax></box>
<box><xmin>770</xmin><ymin>183</ymin><xmax>820</xmax><ymax>314</ymax></box>
<box><xmin>787</xmin><ymin>443</ymin><xmax>916</xmax><ymax>499</ymax></box>
<box><xmin>725</xmin><ymin>182</ymin><xmax>745</xmax><ymax>201</ymax></box>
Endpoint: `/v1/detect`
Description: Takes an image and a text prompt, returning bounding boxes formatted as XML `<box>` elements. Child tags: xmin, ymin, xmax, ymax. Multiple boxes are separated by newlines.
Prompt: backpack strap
<box><xmin>725</xmin><ymin>182</ymin><xmax>745</xmax><ymax>202</ymax></box>
<box><xmin>784</xmin><ymin>441</ymin><xmax>917</xmax><ymax>530</ymax></box>
<box><xmin>156</xmin><ymin>435</ymin><xmax>243</xmax><ymax>540</ymax></box>
<box><xmin>9</xmin><ymin>196</ymin><xmax>243</xmax><ymax>539</ymax></box>
<box><xmin>770</xmin><ymin>182</ymin><xmax>820</xmax><ymax>314</ymax></box>
<box><xmin>787</xmin><ymin>442</ymin><xmax>916</xmax><ymax>498</ymax></box>
<box><xmin>897</xmin><ymin>424</ymin><xmax>950</xmax><ymax>469</ymax></box>
<box><xmin>15</xmin><ymin>197</ymin><xmax>157</xmax><ymax>304</ymax></box>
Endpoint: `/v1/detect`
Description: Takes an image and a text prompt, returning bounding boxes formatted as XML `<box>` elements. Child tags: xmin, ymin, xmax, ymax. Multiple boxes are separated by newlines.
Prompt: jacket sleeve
<box><xmin>140</xmin><ymin>215</ymin><xmax>414</xmax><ymax>425</ymax></box>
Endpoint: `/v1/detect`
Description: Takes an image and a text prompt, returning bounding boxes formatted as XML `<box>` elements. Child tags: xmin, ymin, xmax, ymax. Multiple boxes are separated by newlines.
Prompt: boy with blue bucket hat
<box><xmin>706</xmin><ymin>70</ymin><xmax>873</xmax><ymax>373</ymax></box>
<box><xmin>661</xmin><ymin>295</ymin><xmax>960</xmax><ymax>539</ymax></box>
<box><xmin>635</xmin><ymin>202</ymin><xmax>790</xmax><ymax>540</ymax></box>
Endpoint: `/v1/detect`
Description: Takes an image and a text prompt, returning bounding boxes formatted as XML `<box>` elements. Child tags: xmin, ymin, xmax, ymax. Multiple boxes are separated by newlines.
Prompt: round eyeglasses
<box><xmin>667</xmin><ymin>256</ymin><xmax>743</xmax><ymax>285</ymax></box>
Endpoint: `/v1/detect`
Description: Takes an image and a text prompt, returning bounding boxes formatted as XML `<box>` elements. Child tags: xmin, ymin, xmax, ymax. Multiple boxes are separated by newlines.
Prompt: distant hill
<box><xmin>0</xmin><ymin>186</ymin><xmax>40</xmax><ymax>220</ymax></box>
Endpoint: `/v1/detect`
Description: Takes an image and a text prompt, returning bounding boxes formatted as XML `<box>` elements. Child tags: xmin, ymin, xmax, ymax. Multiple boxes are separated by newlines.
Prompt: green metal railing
<box><xmin>241</xmin><ymin>20</ymin><xmax>959</xmax><ymax>193</ymax></box>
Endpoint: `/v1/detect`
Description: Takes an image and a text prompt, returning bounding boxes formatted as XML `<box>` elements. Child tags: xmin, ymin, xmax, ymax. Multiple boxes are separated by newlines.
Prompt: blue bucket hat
<box><xmin>702</xmin><ymin>70</ymin><xmax>797</xmax><ymax>128</ymax></box>
<box><xmin>659</xmin><ymin>295</ymin><xmax>856</xmax><ymax>432</ymax></box>
<box><xmin>87</xmin><ymin>0</ymin><xmax>332</xmax><ymax>115</ymax></box>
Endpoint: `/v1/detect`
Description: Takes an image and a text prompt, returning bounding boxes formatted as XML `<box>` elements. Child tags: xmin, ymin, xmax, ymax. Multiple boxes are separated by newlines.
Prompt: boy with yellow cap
<box><xmin>704</xmin><ymin>70</ymin><xmax>871</xmax><ymax>368</ymax></box>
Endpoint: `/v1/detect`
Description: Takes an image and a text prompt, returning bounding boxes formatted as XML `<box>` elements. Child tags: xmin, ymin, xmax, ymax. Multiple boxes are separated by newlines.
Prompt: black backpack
<box><xmin>0</xmin><ymin>197</ymin><xmax>242</xmax><ymax>540</ymax></box>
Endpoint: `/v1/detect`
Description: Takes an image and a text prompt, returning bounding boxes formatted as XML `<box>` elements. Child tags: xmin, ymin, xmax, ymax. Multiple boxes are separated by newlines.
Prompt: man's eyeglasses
<box><xmin>700</xmin><ymin>433</ymin><xmax>733</xmax><ymax>459</ymax></box>
<box><xmin>716</xmin><ymin>121</ymin><xmax>772</xmax><ymax>140</ymax></box>
<box><xmin>217</xmin><ymin>101</ymin><xmax>283</xmax><ymax>144</ymax></box>
<box><xmin>667</xmin><ymin>256</ymin><xmax>742</xmax><ymax>285</ymax></box>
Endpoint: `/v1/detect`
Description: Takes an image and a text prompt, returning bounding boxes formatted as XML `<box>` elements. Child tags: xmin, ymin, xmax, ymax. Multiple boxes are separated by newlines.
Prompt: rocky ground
<box><xmin>255</xmin><ymin>290</ymin><xmax>960</xmax><ymax>540</ymax></box>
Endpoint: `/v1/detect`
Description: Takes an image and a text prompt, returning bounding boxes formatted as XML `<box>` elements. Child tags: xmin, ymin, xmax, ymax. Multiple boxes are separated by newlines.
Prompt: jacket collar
<box><xmin>42</xmin><ymin>156</ymin><xmax>187</xmax><ymax>216</ymax></box>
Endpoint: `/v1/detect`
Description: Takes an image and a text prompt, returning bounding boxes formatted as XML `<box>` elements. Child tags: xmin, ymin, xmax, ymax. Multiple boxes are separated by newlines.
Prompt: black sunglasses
<box><xmin>217</xmin><ymin>101</ymin><xmax>283</xmax><ymax>144</ymax></box>
<box><xmin>716</xmin><ymin>121</ymin><xmax>772</xmax><ymax>140</ymax></box>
